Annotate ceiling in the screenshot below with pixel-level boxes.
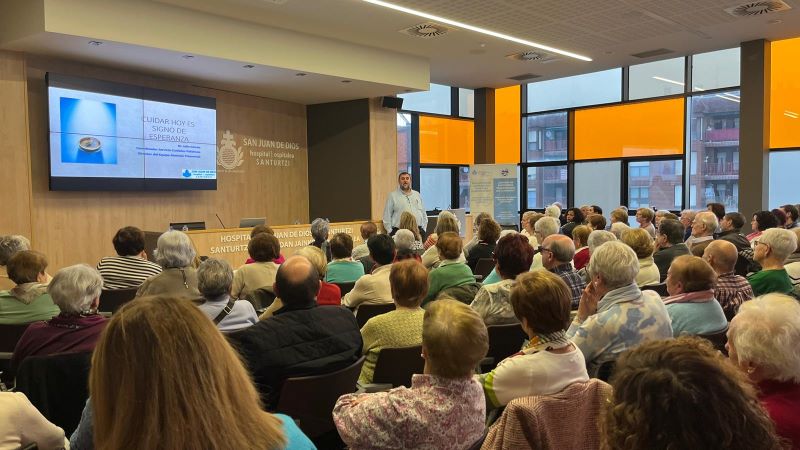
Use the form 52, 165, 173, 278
2, 0, 800, 104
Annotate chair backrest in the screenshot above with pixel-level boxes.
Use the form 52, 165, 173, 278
485, 323, 527, 368
372, 345, 424, 388
0, 323, 31, 353
473, 258, 495, 278
642, 282, 669, 297
15, 351, 93, 437
596, 360, 617, 382
356, 303, 396, 328
98, 288, 138, 314
275, 355, 366, 438
142, 231, 162, 263
698, 325, 729, 356
334, 281, 357, 298
247, 287, 276, 310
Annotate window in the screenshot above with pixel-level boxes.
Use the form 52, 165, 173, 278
629, 187, 650, 209
527, 69, 622, 113
420, 167, 453, 211
458, 166, 470, 210
418, 116, 474, 165
687, 90, 740, 211
525, 112, 568, 162
626, 160, 683, 210
692, 48, 740, 92
769, 151, 800, 207
458, 88, 474, 118
574, 161, 621, 217
397, 113, 412, 175
629, 57, 686, 100
629, 162, 650, 178
398, 83, 452, 115
525, 165, 567, 209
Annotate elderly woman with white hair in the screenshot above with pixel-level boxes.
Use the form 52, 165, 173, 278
136, 230, 201, 298
196, 258, 257, 332
393, 229, 422, 262
11, 264, 107, 371
727, 293, 800, 448
0, 235, 31, 290
566, 241, 672, 376
310, 217, 332, 262
748, 227, 798, 296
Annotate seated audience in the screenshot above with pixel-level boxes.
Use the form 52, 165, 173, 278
96, 226, 161, 289
609, 221, 630, 239
707, 202, 726, 227
471, 234, 534, 325
728, 294, 800, 449
545, 204, 561, 221
466, 218, 501, 271
296, 246, 340, 305
477, 271, 589, 409
70, 295, 312, 449
687, 211, 717, 256
653, 218, 691, 281
136, 230, 201, 298
635, 207, 656, 238
773, 208, 789, 229
426, 232, 475, 303
748, 228, 797, 296
541, 235, 585, 309
680, 209, 697, 242
465, 212, 492, 257
560, 207, 585, 238
609, 208, 628, 226
310, 217, 332, 262
0, 392, 67, 449
245, 225, 286, 265
567, 241, 672, 376
571, 225, 591, 270
196, 258, 257, 332
602, 337, 784, 450
781, 204, 799, 229
663, 255, 728, 337
325, 233, 365, 283
334, 299, 488, 450
585, 213, 607, 232
231, 233, 281, 303
0, 234, 31, 290
399, 212, 425, 252
343, 234, 395, 310
748, 210, 779, 242
575, 230, 617, 281
621, 228, 660, 287
393, 229, 417, 254
718, 212, 755, 276
0, 250, 59, 325
229, 256, 362, 409
394, 246, 421, 263
351, 221, 378, 261
654, 209, 668, 229
530, 216, 560, 271
786, 228, 800, 291
421, 212, 463, 268
12, 264, 106, 371
359, 260, 426, 384
703, 240, 754, 320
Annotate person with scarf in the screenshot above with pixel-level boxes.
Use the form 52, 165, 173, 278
477, 271, 588, 409
663, 255, 728, 337
0, 250, 58, 325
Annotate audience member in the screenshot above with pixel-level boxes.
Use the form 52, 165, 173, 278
230, 256, 362, 409
567, 241, 672, 376
680, 209, 697, 242
398, 212, 425, 251
571, 225, 591, 270
540, 235, 585, 309
580, 205, 592, 218
12, 264, 106, 371
707, 202, 726, 224
196, 258, 257, 332
748, 228, 797, 296
609, 208, 628, 226
728, 294, 800, 449
421, 212, 462, 268
545, 204, 561, 221
0, 234, 30, 290
334, 299, 488, 450
326, 233, 365, 283
653, 219, 691, 281
466, 218, 501, 271
296, 245, 341, 305
585, 213, 607, 232
71, 295, 312, 449
0, 250, 59, 325
351, 221, 377, 261
519, 211, 537, 241
359, 260, 426, 384
718, 211, 754, 275
477, 270, 589, 409
609, 221, 630, 239
471, 234, 534, 325
590, 205, 604, 216
576, 230, 618, 281
773, 208, 789, 229
662, 212, 679, 221
663, 255, 728, 337
531, 216, 560, 270
748, 210, 779, 242
654, 209, 668, 229
465, 212, 492, 257
602, 337, 784, 450
560, 207, 584, 238
635, 207, 656, 238
781, 204, 800, 230
0, 392, 67, 449
393, 229, 417, 255
245, 224, 286, 265
703, 240, 755, 320
786, 228, 800, 289
136, 230, 201, 298
343, 234, 395, 310
310, 217, 332, 262
95, 226, 161, 290
687, 211, 718, 256
426, 232, 475, 303
621, 228, 660, 287
231, 233, 281, 302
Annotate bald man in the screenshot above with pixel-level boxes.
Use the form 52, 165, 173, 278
541, 235, 586, 309
229, 255, 362, 409
703, 240, 754, 320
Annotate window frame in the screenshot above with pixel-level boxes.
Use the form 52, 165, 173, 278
418, 163, 471, 213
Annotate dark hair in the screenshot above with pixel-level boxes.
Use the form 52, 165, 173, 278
329, 233, 354, 259
274, 260, 319, 306
390, 259, 428, 308
113, 226, 146, 256
368, 234, 396, 265
398, 171, 410, 180
587, 214, 607, 231
591, 205, 603, 215
771, 209, 788, 228
478, 219, 501, 243
706, 202, 726, 221
494, 234, 534, 279
724, 212, 745, 230
511, 271, 571, 334
753, 210, 778, 232
8, 250, 48, 285
247, 233, 280, 262
250, 225, 274, 238
567, 207, 585, 225
360, 222, 378, 240
781, 204, 799, 222
393, 248, 420, 262
658, 219, 684, 245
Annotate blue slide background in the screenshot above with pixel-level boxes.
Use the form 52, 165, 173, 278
59, 97, 118, 164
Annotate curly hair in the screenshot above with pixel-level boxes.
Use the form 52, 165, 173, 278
601, 337, 785, 450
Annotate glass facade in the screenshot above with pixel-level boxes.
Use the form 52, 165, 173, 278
527, 69, 622, 113
398, 83, 452, 115
629, 57, 686, 100
397, 113, 412, 176
420, 167, 453, 211
769, 151, 800, 208
459, 88, 475, 118
526, 165, 568, 209
692, 48, 740, 92
525, 112, 568, 162
627, 160, 683, 210
574, 161, 621, 216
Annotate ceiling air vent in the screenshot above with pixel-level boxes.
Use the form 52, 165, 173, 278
506, 51, 550, 62
725, 0, 791, 16
631, 48, 674, 59
399, 22, 452, 38
508, 73, 542, 81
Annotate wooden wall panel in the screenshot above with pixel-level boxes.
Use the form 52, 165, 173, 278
369, 97, 398, 221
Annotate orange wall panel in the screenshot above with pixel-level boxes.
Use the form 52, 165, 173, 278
494, 85, 521, 163
419, 116, 474, 165
770, 37, 800, 149
574, 98, 684, 160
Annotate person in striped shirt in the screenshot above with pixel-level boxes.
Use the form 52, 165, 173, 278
96, 226, 161, 290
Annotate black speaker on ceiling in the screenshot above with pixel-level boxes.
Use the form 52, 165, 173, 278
381, 96, 404, 109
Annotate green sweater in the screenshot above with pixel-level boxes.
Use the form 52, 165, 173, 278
748, 269, 794, 297
426, 261, 476, 303
0, 290, 60, 325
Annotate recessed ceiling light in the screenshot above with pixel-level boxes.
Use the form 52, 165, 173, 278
361, 0, 591, 62
88, 41, 103, 46
182, 55, 195, 60
243, 64, 255, 69
769, 18, 783, 24
296, 73, 307, 77
341, 80, 352, 83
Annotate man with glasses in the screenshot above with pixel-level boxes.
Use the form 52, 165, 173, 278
382, 172, 427, 237
747, 228, 797, 296
540, 235, 586, 309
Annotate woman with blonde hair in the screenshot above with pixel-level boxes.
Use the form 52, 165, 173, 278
620, 228, 660, 287
399, 211, 424, 252
422, 212, 464, 268
71, 295, 313, 449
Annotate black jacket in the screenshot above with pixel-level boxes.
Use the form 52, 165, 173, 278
653, 243, 691, 282
717, 230, 758, 276
228, 301, 362, 409
466, 242, 496, 271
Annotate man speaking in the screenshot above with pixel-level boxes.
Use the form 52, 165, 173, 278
382, 172, 427, 237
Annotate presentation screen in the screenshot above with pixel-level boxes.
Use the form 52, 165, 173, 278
47, 73, 217, 190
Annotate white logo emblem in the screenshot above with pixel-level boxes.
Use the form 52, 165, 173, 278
217, 130, 244, 170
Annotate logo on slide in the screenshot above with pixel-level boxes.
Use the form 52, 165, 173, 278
217, 130, 244, 170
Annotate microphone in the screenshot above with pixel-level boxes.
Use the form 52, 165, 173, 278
215, 213, 227, 229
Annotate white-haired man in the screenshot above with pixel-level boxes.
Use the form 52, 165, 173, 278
748, 228, 798, 296
687, 211, 718, 257
531, 217, 561, 271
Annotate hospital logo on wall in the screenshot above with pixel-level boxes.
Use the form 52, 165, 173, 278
217, 130, 245, 171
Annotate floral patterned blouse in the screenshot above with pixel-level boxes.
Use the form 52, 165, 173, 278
333, 374, 486, 450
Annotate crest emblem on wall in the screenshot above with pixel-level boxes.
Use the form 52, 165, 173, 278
217, 130, 244, 170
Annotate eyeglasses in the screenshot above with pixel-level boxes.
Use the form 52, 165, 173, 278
537, 246, 553, 255
753, 240, 769, 248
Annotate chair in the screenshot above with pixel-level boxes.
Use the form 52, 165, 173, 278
15, 352, 92, 436
371, 345, 424, 389
0, 323, 31, 383
334, 281, 357, 298
642, 282, 669, 297
247, 287, 276, 310
473, 258, 495, 279
142, 231, 162, 263
275, 355, 366, 439
596, 360, 617, 382
481, 323, 527, 371
98, 288, 138, 314
699, 326, 729, 356
355, 303, 396, 328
